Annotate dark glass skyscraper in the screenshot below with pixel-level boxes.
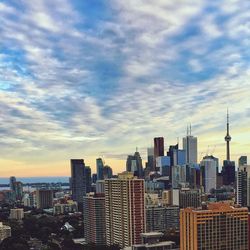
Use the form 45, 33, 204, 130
154, 137, 164, 158
96, 158, 104, 180
71, 159, 86, 205
126, 151, 143, 177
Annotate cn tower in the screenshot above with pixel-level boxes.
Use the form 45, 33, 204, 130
224, 109, 231, 161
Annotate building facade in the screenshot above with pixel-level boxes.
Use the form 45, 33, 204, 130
180, 202, 248, 250
105, 172, 145, 248
83, 193, 106, 245
71, 159, 86, 204
36, 189, 53, 209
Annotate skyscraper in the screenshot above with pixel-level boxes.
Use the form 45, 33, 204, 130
182, 126, 197, 164
9, 176, 16, 192
103, 165, 113, 179
126, 150, 143, 177
105, 172, 145, 248
239, 156, 247, 167
83, 193, 106, 245
71, 159, 86, 205
180, 202, 249, 250
96, 158, 104, 180
85, 166, 92, 193
200, 155, 218, 193
236, 164, 250, 207
154, 137, 164, 158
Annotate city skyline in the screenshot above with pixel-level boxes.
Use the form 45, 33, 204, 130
1, 0, 250, 177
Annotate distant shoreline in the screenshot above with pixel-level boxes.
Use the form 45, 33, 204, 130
0, 177, 70, 185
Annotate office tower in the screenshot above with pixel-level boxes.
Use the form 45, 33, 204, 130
200, 155, 218, 193
92, 173, 97, 184
180, 202, 248, 250
36, 189, 53, 209
146, 205, 179, 232
96, 180, 105, 194
171, 165, 187, 188
183, 126, 197, 164
85, 166, 92, 193
96, 158, 104, 180
222, 160, 235, 185
189, 165, 201, 189
239, 156, 247, 167
126, 150, 143, 177
236, 165, 250, 207
172, 188, 201, 208
0, 222, 11, 241
9, 208, 24, 220
147, 147, 154, 170
156, 156, 170, 176
154, 137, 164, 158
71, 159, 86, 204
105, 172, 145, 248
167, 144, 186, 166
83, 193, 106, 245
103, 165, 113, 179
9, 176, 16, 192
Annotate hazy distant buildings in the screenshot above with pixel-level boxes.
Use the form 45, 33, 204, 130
9, 176, 16, 192
200, 155, 218, 193
71, 159, 86, 205
105, 172, 145, 248
180, 202, 248, 250
183, 127, 197, 164
36, 189, 53, 209
83, 193, 106, 245
103, 165, 113, 179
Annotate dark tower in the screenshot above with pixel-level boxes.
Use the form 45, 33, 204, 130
224, 109, 231, 161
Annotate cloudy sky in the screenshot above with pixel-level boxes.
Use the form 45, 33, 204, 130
0, 0, 250, 177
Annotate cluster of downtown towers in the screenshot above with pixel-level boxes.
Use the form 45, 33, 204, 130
69, 114, 249, 249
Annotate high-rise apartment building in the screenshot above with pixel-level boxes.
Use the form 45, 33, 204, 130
222, 160, 235, 185
96, 158, 104, 180
83, 193, 106, 245
103, 165, 113, 179
71, 159, 86, 205
236, 165, 250, 207
183, 127, 197, 164
36, 189, 53, 209
200, 155, 218, 193
180, 202, 248, 250
105, 172, 145, 248
9, 176, 16, 192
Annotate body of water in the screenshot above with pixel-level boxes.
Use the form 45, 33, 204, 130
0, 176, 70, 185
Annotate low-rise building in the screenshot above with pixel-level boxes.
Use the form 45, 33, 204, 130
0, 222, 11, 241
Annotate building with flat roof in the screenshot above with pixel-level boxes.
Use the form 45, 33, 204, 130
105, 172, 145, 248
180, 202, 248, 250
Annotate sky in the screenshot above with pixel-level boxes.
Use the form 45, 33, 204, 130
0, 0, 250, 177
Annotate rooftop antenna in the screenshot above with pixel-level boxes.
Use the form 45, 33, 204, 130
186, 125, 189, 136
136, 146, 138, 152
206, 145, 210, 156
190, 123, 192, 136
